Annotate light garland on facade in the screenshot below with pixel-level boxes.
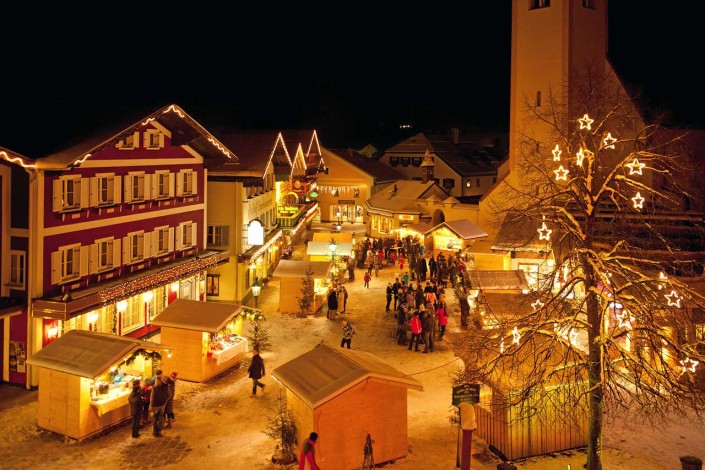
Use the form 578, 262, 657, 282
247, 230, 284, 266
317, 185, 365, 195
0, 150, 35, 169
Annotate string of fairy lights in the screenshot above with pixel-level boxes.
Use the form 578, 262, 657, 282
512, 112, 699, 375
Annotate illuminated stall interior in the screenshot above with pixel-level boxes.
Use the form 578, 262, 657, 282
26, 330, 170, 440
272, 260, 332, 314
425, 219, 487, 256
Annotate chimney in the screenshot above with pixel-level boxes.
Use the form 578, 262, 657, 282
451, 128, 460, 145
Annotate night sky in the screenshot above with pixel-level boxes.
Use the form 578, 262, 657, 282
0, 3, 702, 156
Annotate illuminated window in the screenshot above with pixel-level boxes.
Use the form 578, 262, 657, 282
125, 172, 145, 203
122, 296, 143, 331
208, 225, 230, 247
144, 129, 164, 149
154, 171, 171, 199
53, 176, 83, 212
177, 169, 195, 196
530, 0, 550, 9
9, 251, 26, 288
466, 180, 472, 188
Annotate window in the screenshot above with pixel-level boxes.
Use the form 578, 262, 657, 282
177, 169, 197, 197
153, 171, 172, 199
353, 188, 360, 198
53, 176, 85, 212
208, 225, 230, 247
582, 0, 596, 9
62, 315, 83, 334
152, 226, 173, 256
412, 177, 422, 181
124, 172, 147, 203
91, 237, 117, 273
389, 157, 399, 167
177, 221, 195, 250
116, 132, 138, 150
143, 129, 164, 149
530, 0, 549, 9
412, 157, 422, 167
433, 178, 439, 185
466, 180, 472, 188
443, 178, 455, 189
493, 177, 497, 184
94, 308, 114, 334
9, 251, 26, 288
476, 178, 481, 187
90, 173, 120, 206
536, 90, 542, 107
51, 244, 87, 284
121, 296, 143, 332
124, 231, 145, 264
401, 157, 410, 167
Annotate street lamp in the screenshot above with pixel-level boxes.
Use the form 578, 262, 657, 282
251, 278, 262, 309
336, 209, 342, 232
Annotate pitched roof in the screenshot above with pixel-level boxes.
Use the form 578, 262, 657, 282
271, 343, 423, 408
428, 219, 488, 240
272, 260, 332, 278
32, 104, 236, 169
324, 147, 402, 183
150, 298, 245, 333
467, 270, 530, 291
211, 130, 290, 176
365, 180, 449, 215
26, 330, 170, 379
491, 214, 553, 253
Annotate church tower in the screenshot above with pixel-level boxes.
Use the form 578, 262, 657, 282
421, 148, 435, 184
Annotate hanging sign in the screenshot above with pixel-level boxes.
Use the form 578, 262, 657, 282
248, 219, 264, 246
308, 191, 319, 198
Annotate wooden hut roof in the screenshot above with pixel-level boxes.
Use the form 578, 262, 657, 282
272, 343, 423, 408
26, 330, 170, 379
273, 260, 332, 278
150, 298, 245, 333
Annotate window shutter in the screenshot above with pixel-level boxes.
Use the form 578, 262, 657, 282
222, 225, 230, 246
151, 230, 158, 254
114, 176, 122, 204
80, 246, 90, 276
176, 171, 183, 196
192, 171, 198, 195
143, 173, 151, 200
89, 243, 98, 274
191, 222, 198, 249
80, 178, 89, 208
168, 227, 174, 252
123, 236, 129, 263
53, 179, 63, 212
175, 225, 182, 250
89, 177, 99, 206
168, 173, 175, 197
143, 133, 150, 148
138, 233, 144, 258
113, 238, 121, 267
151, 173, 157, 199
132, 131, 140, 149
123, 175, 132, 203
51, 251, 61, 284
143, 231, 151, 258
159, 132, 165, 148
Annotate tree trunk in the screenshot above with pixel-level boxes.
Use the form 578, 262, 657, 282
585, 268, 603, 470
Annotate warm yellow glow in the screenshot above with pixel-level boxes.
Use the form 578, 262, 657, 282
512, 326, 521, 345
602, 132, 617, 149
569, 328, 578, 346
143, 291, 154, 302
116, 300, 128, 312
0, 150, 36, 169
665, 290, 682, 307
87, 312, 99, 324
531, 299, 544, 311
551, 145, 562, 161
578, 113, 594, 130
631, 192, 645, 209
537, 221, 552, 241
616, 311, 632, 329
47, 326, 59, 339
575, 147, 593, 167
625, 158, 645, 175
500, 339, 505, 354
553, 165, 569, 181
171, 282, 179, 293
680, 357, 699, 375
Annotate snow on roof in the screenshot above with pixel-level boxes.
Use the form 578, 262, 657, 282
272, 343, 423, 409
427, 219, 488, 240
151, 298, 246, 333
365, 180, 449, 215
306, 241, 354, 257
467, 270, 529, 291
273, 260, 332, 278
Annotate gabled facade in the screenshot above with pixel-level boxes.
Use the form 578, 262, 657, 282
26, 104, 233, 388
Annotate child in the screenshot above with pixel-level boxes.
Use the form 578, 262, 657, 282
363, 272, 371, 288
399, 254, 405, 271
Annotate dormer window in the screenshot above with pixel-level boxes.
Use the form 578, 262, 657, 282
116, 132, 139, 150
144, 129, 165, 150
530, 0, 550, 9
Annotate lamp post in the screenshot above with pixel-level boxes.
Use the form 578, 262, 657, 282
336, 209, 342, 232
329, 240, 338, 282
251, 278, 262, 309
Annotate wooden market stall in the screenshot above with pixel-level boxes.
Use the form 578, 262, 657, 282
26, 330, 170, 440
272, 344, 423, 470
272, 260, 332, 314
151, 298, 250, 383
425, 219, 487, 256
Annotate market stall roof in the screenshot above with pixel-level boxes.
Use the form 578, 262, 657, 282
273, 260, 332, 278
150, 298, 246, 333
426, 219, 488, 240
26, 330, 170, 379
272, 343, 423, 409
467, 270, 530, 291
402, 222, 433, 235
306, 241, 353, 257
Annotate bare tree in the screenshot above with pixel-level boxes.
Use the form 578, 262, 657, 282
456, 69, 705, 470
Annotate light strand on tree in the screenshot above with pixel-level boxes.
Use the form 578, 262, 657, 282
679, 357, 699, 375
512, 326, 521, 345
632, 192, 645, 210
554, 165, 569, 181
665, 290, 682, 307
569, 328, 579, 346
658, 271, 668, 290
578, 113, 594, 130
616, 311, 633, 329
537, 218, 552, 241
552, 145, 562, 161
531, 299, 545, 311
602, 132, 617, 149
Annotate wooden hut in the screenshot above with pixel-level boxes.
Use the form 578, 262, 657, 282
26, 330, 170, 440
271, 343, 423, 470
272, 260, 332, 314
151, 298, 249, 382
424, 219, 487, 256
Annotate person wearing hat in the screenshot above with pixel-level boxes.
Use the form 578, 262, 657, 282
164, 371, 178, 428
298, 431, 320, 470
128, 379, 143, 438
150, 369, 170, 436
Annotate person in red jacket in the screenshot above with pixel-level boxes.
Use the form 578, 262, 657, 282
298, 432, 320, 470
408, 309, 423, 352
435, 301, 449, 340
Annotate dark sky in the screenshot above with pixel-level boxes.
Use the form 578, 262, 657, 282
1, 3, 702, 156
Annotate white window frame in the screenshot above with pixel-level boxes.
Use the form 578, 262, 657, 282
176, 221, 196, 251
176, 169, 197, 197
9, 250, 26, 289
53, 175, 88, 212
143, 129, 165, 150
124, 172, 147, 203
152, 226, 173, 256
92, 237, 117, 273
90, 173, 121, 207
52, 243, 89, 284
121, 296, 143, 332
94, 309, 113, 334
153, 171, 172, 200
124, 231, 146, 264
207, 224, 229, 247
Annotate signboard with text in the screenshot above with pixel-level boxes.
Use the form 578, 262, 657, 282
452, 383, 480, 406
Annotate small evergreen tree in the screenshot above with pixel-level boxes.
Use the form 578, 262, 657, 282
297, 265, 315, 316
244, 308, 271, 352
264, 389, 298, 464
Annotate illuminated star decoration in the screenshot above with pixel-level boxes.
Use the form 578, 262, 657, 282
500, 339, 505, 354
616, 311, 633, 330
680, 357, 699, 375
537, 221, 552, 241
554, 165, 569, 181
575, 147, 593, 167
658, 271, 668, 290
578, 113, 594, 130
632, 192, 645, 210
569, 328, 579, 346
512, 326, 521, 345
531, 299, 545, 311
665, 290, 682, 307
625, 158, 645, 175
602, 132, 617, 149
552, 144, 562, 161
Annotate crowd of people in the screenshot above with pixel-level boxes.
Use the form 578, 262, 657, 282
128, 369, 178, 438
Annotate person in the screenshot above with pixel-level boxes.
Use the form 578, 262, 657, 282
385, 283, 393, 312
128, 379, 143, 438
392, 278, 402, 310
363, 272, 371, 288
408, 310, 423, 352
421, 308, 435, 353
248, 348, 266, 397
374, 255, 381, 277
164, 371, 178, 427
396, 306, 408, 346
326, 287, 339, 320
298, 432, 320, 470
399, 254, 405, 271
140, 378, 152, 426
340, 319, 355, 349
150, 370, 170, 437
435, 301, 449, 340
401, 272, 409, 285
340, 285, 348, 313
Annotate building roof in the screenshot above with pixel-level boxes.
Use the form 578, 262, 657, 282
273, 260, 332, 278
150, 298, 246, 333
306, 241, 354, 257
271, 343, 423, 409
467, 270, 530, 291
324, 147, 403, 183
491, 214, 553, 253
365, 180, 449, 216
26, 330, 170, 379
210, 130, 291, 177
32, 104, 236, 169
428, 219, 488, 240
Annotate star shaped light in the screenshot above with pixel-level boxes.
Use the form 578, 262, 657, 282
625, 158, 645, 175
552, 144, 562, 161
578, 113, 594, 130
616, 311, 633, 330
537, 221, 552, 241
554, 165, 569, 181
512, 326, 521, 345
632, 192, 645, 209
665, 290, 682, 307
602, 132, 617, 149
531, 299, 545, 311
569, 328, 579, 346
575, 147, 594, 167
680, 357, 699, 375
499, 339, 505, 354
658, 271, 668, 290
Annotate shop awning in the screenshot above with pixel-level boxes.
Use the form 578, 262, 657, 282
272, 343, 423, 409
150, 298, 245, 333
26, 330, 171, 379
273, 260, 332, 278
306, 241, 354, 257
